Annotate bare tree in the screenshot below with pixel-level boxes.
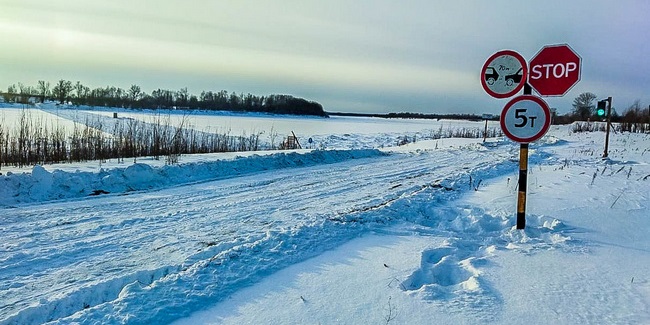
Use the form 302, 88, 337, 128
621, 99, 649, 133
176, 87, 189, 107
5, 84, 17, 102
52, 79, 73, 104
129, 84, 142, 104
572, 92, 597, 120
37, 80, 50, 103
74, 81, 90, 104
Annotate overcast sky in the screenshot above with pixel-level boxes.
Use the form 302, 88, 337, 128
1, 0, 648, 114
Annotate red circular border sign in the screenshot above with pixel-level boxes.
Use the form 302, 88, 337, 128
481, 50, 528, 99
500, 95, 551, 143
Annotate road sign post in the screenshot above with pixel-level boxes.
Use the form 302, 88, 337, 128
517, 141, 529, 229
500, 89, 551, 229
481, 114, 493, 143
519, 84, 531, 229
482, 45, 578, 230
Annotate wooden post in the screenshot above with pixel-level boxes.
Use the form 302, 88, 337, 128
291, 131, 302, 149
483, 119, 488, 143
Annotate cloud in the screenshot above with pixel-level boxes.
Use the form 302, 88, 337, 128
1, 0, 649, 114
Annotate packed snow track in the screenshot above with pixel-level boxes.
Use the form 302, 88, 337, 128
0, 145, 519, 324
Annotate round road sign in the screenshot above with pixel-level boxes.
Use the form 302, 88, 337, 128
481, 50, 528, 99
500, 95, 551, 143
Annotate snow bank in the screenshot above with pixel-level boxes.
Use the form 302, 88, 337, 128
0, 149, 385, 207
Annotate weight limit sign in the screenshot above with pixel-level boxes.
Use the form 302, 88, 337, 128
500, 95, 551, 143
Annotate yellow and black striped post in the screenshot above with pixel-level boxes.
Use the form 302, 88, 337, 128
516, 83, 533, 229
517, 143, 528, 229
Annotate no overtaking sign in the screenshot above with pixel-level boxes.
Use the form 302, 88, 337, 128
480, 50, 527, 99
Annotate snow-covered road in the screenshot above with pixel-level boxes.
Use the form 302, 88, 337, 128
1, 142, 519, 324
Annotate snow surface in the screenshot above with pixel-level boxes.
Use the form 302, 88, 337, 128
0, 107, 649, 325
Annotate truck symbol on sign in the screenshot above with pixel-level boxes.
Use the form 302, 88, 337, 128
505, 68, 523, 87
484, 67, 499, 85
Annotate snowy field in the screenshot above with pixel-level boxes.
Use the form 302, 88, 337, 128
1, 104, 501, 152
78, 107, 476, 137
0, 106, 649, 324
0, 105, 82, 136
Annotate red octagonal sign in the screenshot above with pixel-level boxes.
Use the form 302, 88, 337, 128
528, 44, 581, 97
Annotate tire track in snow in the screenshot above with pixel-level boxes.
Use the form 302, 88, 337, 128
1, 145, 515, 324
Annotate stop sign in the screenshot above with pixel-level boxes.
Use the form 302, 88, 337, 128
528, 44, 581, 96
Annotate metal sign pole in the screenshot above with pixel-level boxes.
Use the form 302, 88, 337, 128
603, 96, 612, 158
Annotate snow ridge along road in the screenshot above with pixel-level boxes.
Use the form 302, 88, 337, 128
1, 140, 552, 324
0, 149, 385, 207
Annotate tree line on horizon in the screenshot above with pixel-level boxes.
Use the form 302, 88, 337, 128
329, 111, 496, 121
1, 80, 327, 117
560, 92, 649, 133
2, 80, 648, 131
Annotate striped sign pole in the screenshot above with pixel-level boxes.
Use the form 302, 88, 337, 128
515, 84, 532, 229
500, 85, 550, 229
517, 143, 529, 229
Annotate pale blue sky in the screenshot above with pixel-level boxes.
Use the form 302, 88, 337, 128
1, 0, 648, 114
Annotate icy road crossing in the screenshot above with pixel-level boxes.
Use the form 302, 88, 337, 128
1, 144, 516, 324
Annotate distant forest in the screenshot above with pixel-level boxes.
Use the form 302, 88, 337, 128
329, 111, 493, 121
1, 80, 328, 117
3, 81, 648, 130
